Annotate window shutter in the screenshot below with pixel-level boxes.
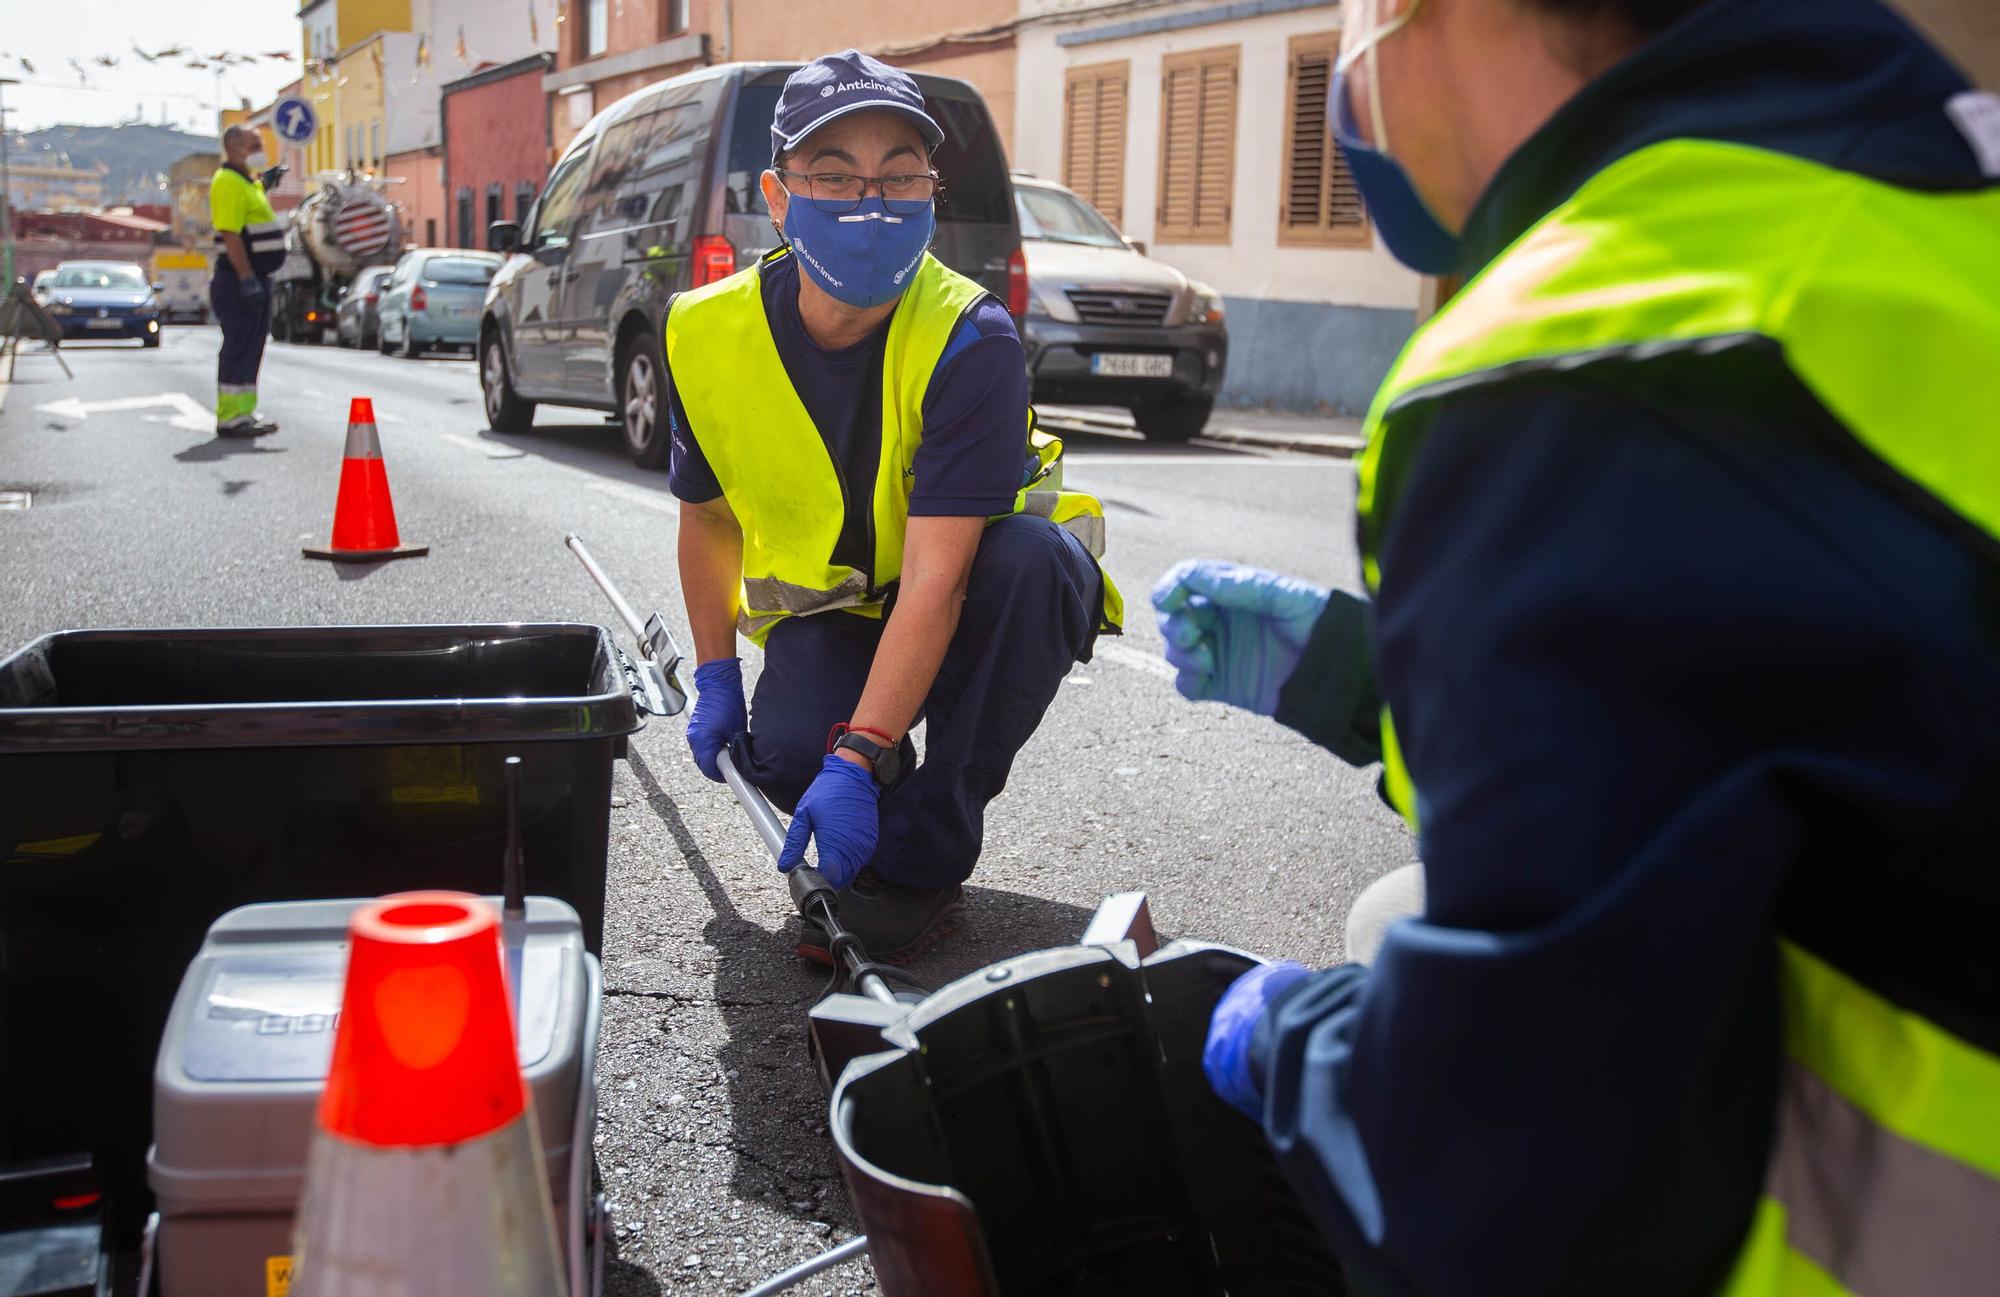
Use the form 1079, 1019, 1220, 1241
1157, 46, 1238, 243
1280, 33, 1370, 245
1063, 62, 1128, 230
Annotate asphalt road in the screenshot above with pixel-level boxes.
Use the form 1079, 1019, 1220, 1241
0, 326, 1415, 1294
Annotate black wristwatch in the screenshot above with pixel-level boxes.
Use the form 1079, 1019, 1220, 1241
831, 727, 903, 787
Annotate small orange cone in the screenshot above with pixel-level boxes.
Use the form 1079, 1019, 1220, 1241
290, 893, 566, 1297
303, 398, 428, 562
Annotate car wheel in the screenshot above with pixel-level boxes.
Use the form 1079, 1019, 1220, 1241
1131, 394, 1214, 444
362, 327, 377, 351
142, 332, 161, 349
399, 327, 419, 359
618, 332, 670, 469
482, 333, 536, 434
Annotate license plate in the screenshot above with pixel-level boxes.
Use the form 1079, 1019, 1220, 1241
447, 305, 475, 318
1091, 352, 1173, 378
86, 318, 125, 329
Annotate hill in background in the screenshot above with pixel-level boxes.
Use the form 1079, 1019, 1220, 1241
9, 123, 214, 206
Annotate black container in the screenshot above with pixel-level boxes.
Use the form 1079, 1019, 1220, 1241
0, 623, 643, 1220
831, 939, 1347, 1296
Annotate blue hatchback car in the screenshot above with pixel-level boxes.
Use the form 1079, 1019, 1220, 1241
42, 261, 163, 347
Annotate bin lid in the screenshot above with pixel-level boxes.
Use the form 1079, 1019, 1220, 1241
0, 623, 644, 753
149, 896, 591, 1211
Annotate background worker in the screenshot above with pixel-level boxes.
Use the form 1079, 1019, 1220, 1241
668, 52, 1120, 964
208, 125, 287, 437
1157, 0, 2000, 1291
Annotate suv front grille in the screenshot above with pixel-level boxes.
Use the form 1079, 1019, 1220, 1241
1065, 289, 1173, 326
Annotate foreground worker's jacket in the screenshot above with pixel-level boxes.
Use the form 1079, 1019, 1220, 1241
665, 249, 1121, 644
1256, 1, 2000, 1293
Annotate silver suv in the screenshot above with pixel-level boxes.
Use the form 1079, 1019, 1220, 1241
1013, 174, 1228, 442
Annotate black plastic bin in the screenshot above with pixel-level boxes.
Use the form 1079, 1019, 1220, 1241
0, 623, 644, 1223
831, 939, 1347, 1296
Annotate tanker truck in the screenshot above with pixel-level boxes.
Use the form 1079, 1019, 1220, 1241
270, 176, 405, 344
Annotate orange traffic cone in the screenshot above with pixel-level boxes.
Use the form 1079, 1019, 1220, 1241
302, 398, 428, 562
290, 893, 565, 1297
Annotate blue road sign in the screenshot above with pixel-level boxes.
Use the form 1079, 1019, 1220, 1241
274, 96, 318, 144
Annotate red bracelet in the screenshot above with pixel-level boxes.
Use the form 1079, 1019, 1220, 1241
828, 722, 899, 753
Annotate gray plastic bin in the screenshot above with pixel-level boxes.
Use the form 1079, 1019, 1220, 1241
146, 896, 602, 1297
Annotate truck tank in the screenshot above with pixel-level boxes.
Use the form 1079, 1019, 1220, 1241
270, 178, 406, 344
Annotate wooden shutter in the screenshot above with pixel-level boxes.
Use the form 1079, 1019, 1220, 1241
1157, 46, 1238, 244
1063, 62, 1128, 230
1280, 33, 1369, 246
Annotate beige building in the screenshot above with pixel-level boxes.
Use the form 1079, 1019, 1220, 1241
167, 153, 220, 246
6, 160, 108, 212
542, 0, 1022, 157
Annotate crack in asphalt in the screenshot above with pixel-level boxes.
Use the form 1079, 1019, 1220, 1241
604, 985, 805, 1009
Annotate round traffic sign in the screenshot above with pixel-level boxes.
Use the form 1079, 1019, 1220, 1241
273, 96, 318, 144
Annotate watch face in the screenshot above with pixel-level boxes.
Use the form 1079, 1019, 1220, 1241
839, 733, 900, 786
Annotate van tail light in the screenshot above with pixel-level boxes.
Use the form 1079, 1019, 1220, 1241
693, 235, 737, 287
1006, 246, 1029, 319
364, 292, 379, 306
410, 285, 428, 311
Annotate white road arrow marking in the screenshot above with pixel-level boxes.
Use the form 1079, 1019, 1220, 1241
37, 392, 212, 432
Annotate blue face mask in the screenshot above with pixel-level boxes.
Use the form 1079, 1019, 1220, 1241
1329, 69, 1462, 275
782, 195, 936, 309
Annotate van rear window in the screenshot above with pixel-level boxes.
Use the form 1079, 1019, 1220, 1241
727, 81, 1010, 227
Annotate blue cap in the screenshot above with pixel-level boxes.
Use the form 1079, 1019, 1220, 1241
770, 50, 945, 165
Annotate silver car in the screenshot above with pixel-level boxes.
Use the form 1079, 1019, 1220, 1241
377, 250, 502, 358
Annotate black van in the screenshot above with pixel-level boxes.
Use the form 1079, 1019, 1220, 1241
479, 62, 1024, 467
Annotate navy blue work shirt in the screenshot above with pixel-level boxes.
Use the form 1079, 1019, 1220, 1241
666, 251, 1026, 572
1258, 2, 2000, 1294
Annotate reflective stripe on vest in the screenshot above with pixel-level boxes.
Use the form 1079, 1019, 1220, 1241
667, 249, 1121, 644
1351, 138, 2000, 1292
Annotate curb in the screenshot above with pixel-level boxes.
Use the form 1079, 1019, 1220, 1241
1196, 425, 1364, 459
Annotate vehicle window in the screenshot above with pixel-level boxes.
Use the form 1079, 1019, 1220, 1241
725, 83, 781, 218
729, 84, 1009, 227
421, 257, 500, 284
1015, 187, 1125, 247
532, 148, 593, 248
580, 106, 662, 229
54, 265, 146, 289
927, 96, 1010, 226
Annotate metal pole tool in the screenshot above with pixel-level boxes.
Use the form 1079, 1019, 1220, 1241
565, 533, 904, 1007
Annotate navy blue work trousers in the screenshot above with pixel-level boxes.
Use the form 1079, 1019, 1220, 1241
742, 514, 1104, 889
210, 269, 272, 410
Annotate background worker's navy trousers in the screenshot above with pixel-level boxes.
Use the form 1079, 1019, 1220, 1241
742, 513, 1105, 889
209, 270, 272, 425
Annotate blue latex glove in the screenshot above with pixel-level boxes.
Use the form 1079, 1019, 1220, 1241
685, 658, 746, 783
1151, 560, 1330, 716
236, 275, 267, 309
1204, 960, 1313, 1120
777, 754, 880, 889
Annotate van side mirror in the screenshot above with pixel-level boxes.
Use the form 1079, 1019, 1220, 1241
488, 221, 521, 254
1124, 236, 1147, 257
151, 281, 166, 293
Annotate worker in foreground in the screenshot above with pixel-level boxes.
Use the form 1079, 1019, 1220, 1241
1158, 0, 2000, 1291
208, 125, 286, 437
666, 52, 1120, 963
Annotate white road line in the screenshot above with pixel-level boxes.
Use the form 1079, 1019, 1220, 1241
1093, 640, 1177, 680
441, 432, 526, 460
589, 481, 678, 514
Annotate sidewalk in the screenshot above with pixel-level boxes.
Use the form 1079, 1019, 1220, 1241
1035, 402, 1365, 458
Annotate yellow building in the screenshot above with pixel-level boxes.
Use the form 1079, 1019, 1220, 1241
300, 0, 413, 177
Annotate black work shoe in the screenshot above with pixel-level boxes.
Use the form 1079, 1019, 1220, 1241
217, 418, 277, 439
797, 868, 967, 966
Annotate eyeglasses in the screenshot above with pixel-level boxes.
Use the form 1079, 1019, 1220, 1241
776, 168, 939, 215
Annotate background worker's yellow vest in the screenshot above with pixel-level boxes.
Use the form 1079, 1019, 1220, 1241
1356, 139, 2000, 1294
666, 250, 1121, 644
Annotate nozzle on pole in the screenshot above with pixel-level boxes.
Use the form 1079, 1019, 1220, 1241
502, 756, 525, 922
